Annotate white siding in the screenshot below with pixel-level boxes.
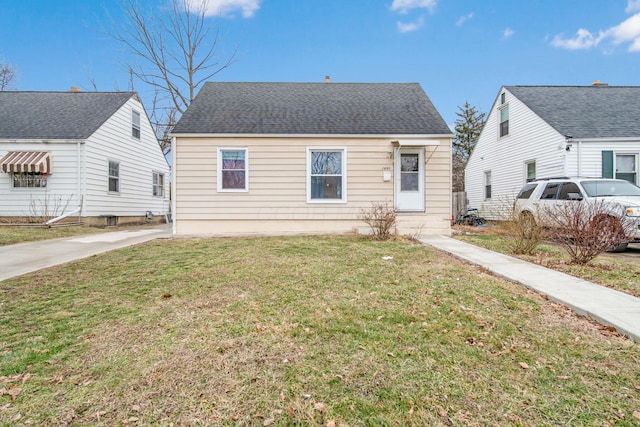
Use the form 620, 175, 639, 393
565, 139, 640, 181
0, 142, 81, 217
465, 88, 567, 219
83, 97, 170, 217
174, 136, 452, 236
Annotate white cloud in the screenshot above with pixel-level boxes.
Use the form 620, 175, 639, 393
390, 0, 437, 14
456, 12, 474, 27
187, 0, 262, 18
503, 27, 515, 39
551, 12, 640, 52
626, 0, 640, 13
397, 17, 425, 33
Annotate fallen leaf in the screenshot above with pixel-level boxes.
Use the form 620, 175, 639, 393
131, 404, 140, 412
326, 307, 332, 313
633, 411, 640, 421
326, 421, 336, 427
21, 373, 32, 385
519, 362, 529, 370
558, 375, 570, 380
314, 402, 326, 412
273, 409, 283, 415
263, 418, 275, 426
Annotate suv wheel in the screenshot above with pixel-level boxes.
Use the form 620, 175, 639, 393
592, 215, 628, 253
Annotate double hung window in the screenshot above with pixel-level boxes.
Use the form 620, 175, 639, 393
132, 110, 141, 139
153, 172, 165, 197
308, 149, 346, 202
108, 160, 120, 193
218, 148, 247, 191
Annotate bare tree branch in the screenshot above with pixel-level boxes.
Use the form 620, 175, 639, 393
107, 0, 237, 155
0, 62, 17, 91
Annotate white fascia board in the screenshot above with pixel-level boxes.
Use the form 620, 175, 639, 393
0, 139, 85, 144
572, 137, 640, 143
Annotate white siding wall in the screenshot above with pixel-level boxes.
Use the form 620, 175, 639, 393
465, 88, 566, 219
84, 97, 170, 217
565, 139, 640, 180
174, 136, 452, 236
0, 141, 81, 217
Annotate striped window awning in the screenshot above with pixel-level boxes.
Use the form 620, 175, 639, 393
0, 151, 52, 174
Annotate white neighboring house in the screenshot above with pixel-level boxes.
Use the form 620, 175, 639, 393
0, 91, 170, 225
465, 84, 640, 219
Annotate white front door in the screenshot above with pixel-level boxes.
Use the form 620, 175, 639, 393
394, 148, 425, 212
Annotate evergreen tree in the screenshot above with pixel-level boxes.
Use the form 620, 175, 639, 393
452, 102, 486, 192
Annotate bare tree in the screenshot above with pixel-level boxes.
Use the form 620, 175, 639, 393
109, 0, 237, 156
0, 62, 17, 91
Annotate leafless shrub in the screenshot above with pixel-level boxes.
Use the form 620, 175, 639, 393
543, 200, 633, 264
28, 193, 73, 224
490, 195, 542, 255
359, 202, 397, 240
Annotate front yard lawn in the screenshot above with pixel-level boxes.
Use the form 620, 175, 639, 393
1, 235, 639, 425
0, 225, 105, 246
454, 226, 640, 298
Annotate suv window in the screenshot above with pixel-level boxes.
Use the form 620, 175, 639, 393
517, 183, 538, 199
558, 182, 582, 200
541, 182, 560, 199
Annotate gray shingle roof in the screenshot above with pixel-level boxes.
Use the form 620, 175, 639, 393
505, 85, 640, 139
0, 91, 136, 140
172, 82, 452, 135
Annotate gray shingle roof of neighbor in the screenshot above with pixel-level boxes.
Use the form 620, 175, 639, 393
505, 85, 640, 139
0, 91, 137, 140
172, 82, 453, 135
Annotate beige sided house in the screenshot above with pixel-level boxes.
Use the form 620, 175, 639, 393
170, 81, 453, 236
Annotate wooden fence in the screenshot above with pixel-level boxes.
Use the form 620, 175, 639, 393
452, 192, 467, 219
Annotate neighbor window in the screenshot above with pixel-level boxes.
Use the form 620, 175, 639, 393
108, 160, 120, 193
526, 161, 536, 182
308, 148, 346, 202
499, 105, 509, 137
152, 172, 165, 197
616, 153, 637, 184
218, 148, 247, 191
132, 110, 141, 139
484, 171, 492, 199
12, 172, 47, 188
500, 92, 506, 105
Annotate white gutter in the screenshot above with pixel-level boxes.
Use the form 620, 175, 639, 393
169, 133, 454, 139
171, 136, 177, 235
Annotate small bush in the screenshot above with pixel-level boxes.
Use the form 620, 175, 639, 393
543, 200, 632, 264
489, 196, 542, 255
359, 202, 397, 240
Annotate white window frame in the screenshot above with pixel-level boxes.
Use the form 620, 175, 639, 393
306, 147, 347, 203
108, 160, 120, 194
217, 147, 248, 192
484, 170, 492, 199
615, 153, 638, 185
499, 105, 509, 138
132, 110, 141, 140
525, 160, 536, 182
152, 171, 165, 197
11, 172, 48, 189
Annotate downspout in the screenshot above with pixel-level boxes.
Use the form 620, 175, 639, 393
171, 136, 177, 235
45, 140, 84, 226
577, 140, 582, 177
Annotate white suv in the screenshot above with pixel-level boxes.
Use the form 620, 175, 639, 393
514, 177, 640, 252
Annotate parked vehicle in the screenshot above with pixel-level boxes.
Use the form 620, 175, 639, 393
514, 177, 640, 252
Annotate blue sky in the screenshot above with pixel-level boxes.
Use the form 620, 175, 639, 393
1, 0, 640, 128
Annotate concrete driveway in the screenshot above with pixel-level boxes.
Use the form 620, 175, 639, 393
0, 226, 170, 282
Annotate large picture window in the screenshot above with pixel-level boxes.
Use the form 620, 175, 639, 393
308, 149, 346, 202
218, 148, 247, 191
108, 160, 120, 193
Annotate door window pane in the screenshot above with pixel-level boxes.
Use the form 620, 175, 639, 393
400, 153, 419, 191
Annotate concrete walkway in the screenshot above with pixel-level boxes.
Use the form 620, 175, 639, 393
0, 226, 170, 282
419, 235, 640, 343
